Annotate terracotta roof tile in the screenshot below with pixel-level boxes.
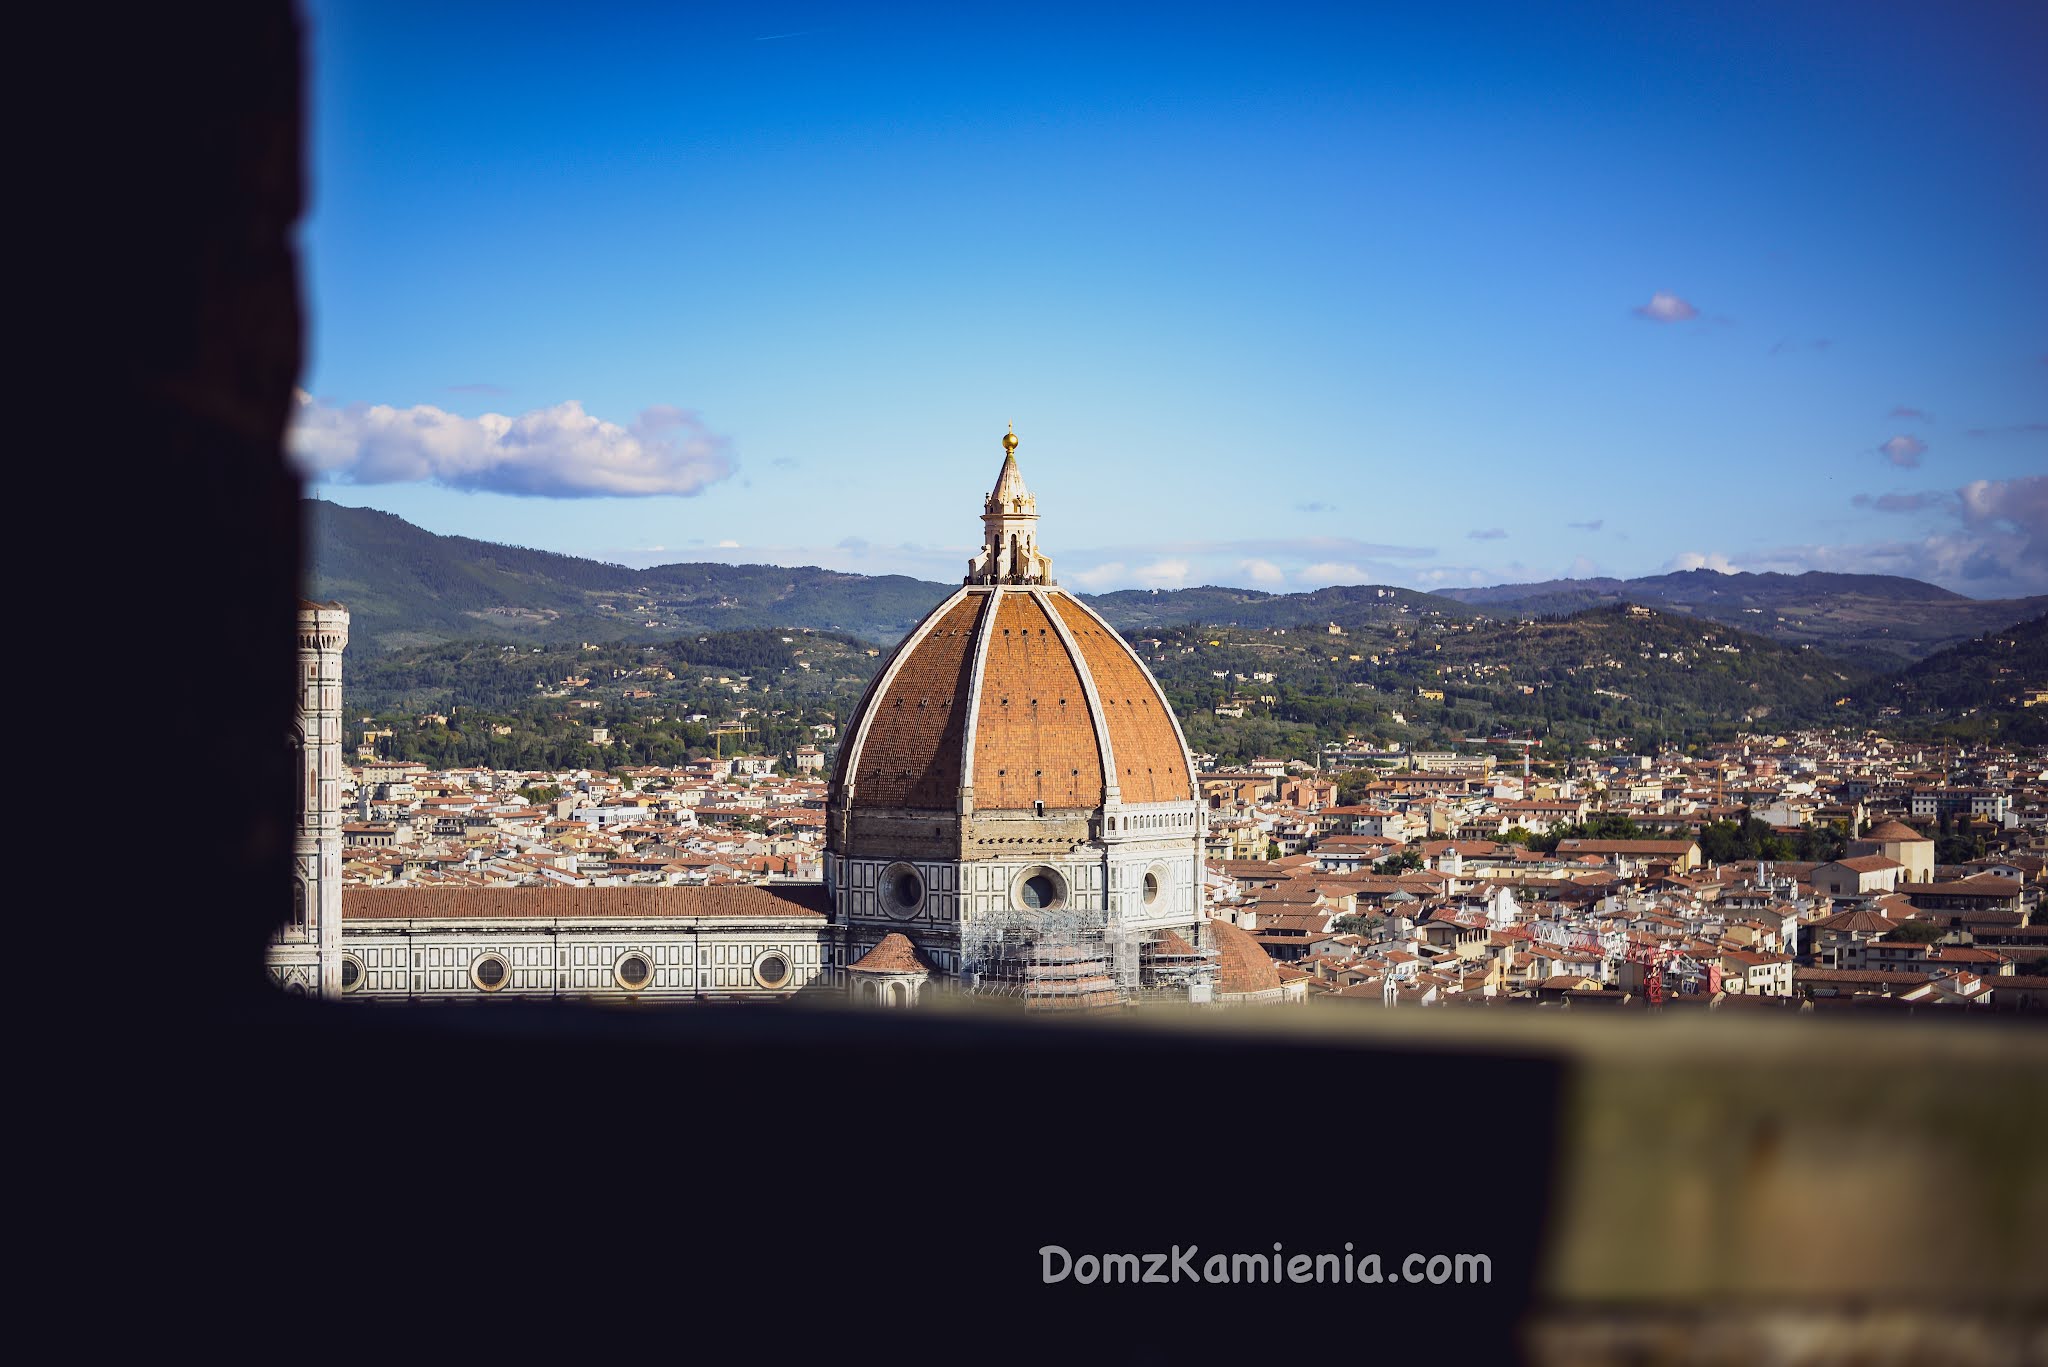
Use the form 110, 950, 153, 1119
341, 883, 830, 922
848, 932, 933, 975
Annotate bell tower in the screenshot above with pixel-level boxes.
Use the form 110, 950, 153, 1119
270, 600, 349, 997
966, 426, 1054, 585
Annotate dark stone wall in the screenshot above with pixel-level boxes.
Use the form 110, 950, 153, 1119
84, 0, 307, 1005
78, 11, 2044, 1364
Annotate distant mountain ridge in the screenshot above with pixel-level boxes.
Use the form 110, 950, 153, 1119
1082, 582, 1474, 630
307, 501, 946, 649
1439, 568, 1969, 607
1435, 568, 2040, 668
308, 501, 2046, 665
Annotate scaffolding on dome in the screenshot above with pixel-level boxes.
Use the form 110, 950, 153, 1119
1133, 929, 1221, 1005
961, 906, 1128, 1011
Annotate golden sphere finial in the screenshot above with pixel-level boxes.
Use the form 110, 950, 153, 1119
1002, 424, 1019, 453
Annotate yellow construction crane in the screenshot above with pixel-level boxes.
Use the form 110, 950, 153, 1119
710, 723, 757, 758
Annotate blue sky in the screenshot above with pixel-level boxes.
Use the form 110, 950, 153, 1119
295, 0, 2047, 597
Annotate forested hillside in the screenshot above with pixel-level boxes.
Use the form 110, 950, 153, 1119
1877, 614, 2048, 745
308, 501, 945, 648
1142, 605, 1871, 765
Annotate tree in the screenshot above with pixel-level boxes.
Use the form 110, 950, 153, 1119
1332, 913, 1385, 938
1886, 919, 1946, 945
1335, 768, 1378, 806
1374, 849, 1424, 874
1936, 831, 1985, 865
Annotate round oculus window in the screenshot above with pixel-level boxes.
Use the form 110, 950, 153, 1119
472, 954, 509, 992
1015, 866, 1068, 911
616, 952, 653, 990
755, 952, 792, 989
340, 954, 364, 992
1143, 868, 1163, 906
881, 862, 924, 919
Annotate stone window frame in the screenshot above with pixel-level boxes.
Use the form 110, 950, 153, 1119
1143, 863, 1169, 907
614, 949, 654, 992
1012, 864, 1070, 912
880, 861, 926, 919
470, 952, 511, 993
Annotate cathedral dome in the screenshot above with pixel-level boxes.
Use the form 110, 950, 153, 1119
832, 582, 1194, 814
829, 433, 1195, 822
1205, 918, 1283, 996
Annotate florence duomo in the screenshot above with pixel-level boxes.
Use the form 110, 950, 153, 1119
270, 430, 1299, 1008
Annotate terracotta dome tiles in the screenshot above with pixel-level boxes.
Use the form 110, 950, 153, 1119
843, 587, 1192, 814
1047, 594, 1191, 805
848, 593, 988, 809
972, 591, 1103, 810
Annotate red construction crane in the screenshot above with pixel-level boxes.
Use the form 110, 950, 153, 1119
1623, 939, 1676, 1009
1489, 729, 1539, 788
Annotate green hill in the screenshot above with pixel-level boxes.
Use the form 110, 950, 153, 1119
1876, 614, 2048, 744
1437, 569, 2045, 668
1139, 604, 1877, 763
307, 501, 946, 649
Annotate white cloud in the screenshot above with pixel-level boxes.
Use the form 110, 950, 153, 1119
715, 539, 741, 548
1412, 566, 1493, 587
1958, 474, 2048, 533
1066, 562, 1129, 589
1299, 562, 1371, 584
1879, 435, 1927, 468
289, 392, 734, 498
1666, 551, 1740, 573
1633, 291, 1699, 322
1467, 527, 1508, 541
1131, 558, 1191, 589
1060, 539, 1438, 593
1742, 480, 2048, 595
1852, 491, 1948, 513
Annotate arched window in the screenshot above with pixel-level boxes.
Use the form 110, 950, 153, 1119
889, 981, 910, 1007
